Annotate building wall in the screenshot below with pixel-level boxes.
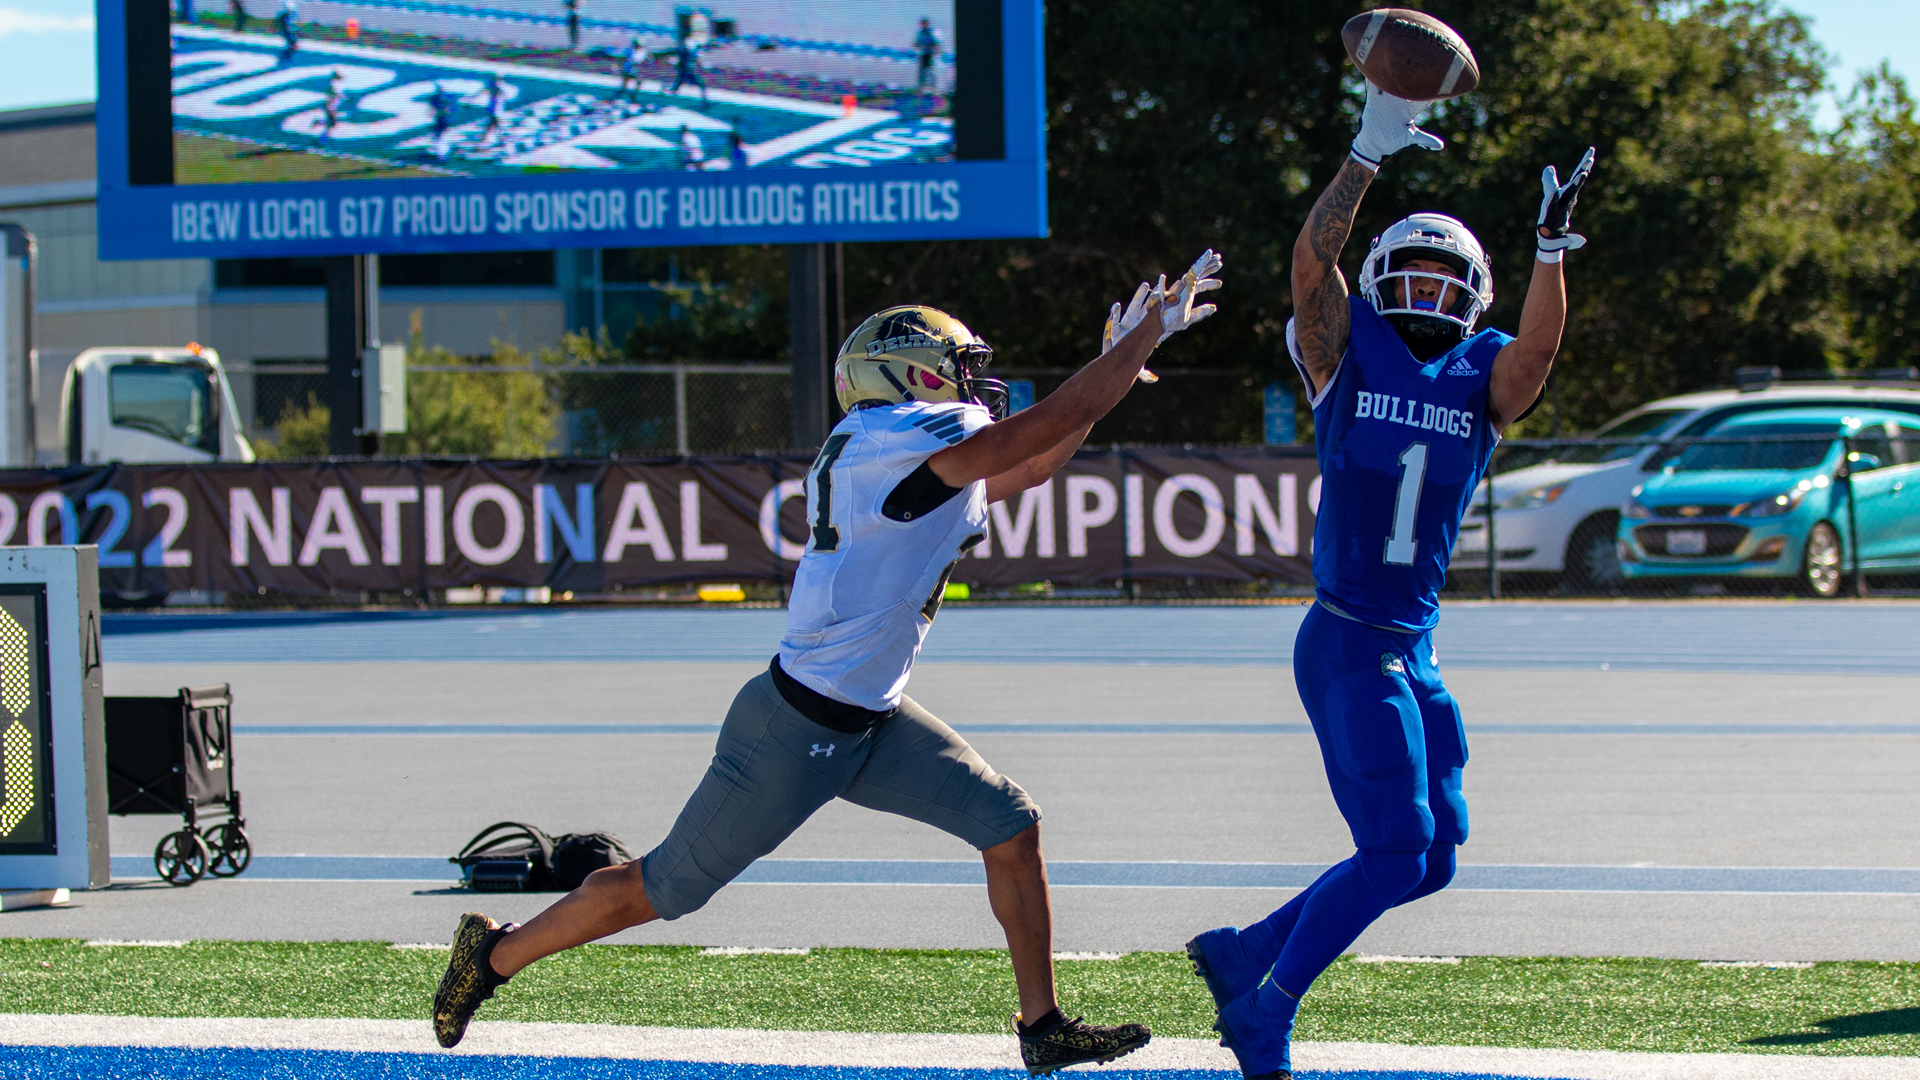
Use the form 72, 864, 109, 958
1, 104, 604, 456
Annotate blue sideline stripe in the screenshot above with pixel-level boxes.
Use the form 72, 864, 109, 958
229, 721, 1920, 736
100, 603, 1920, 675
0, 1047, 1510, 1080
104, 855, 1920, 894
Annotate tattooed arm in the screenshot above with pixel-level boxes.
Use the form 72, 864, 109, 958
1290, 158, 1376, 397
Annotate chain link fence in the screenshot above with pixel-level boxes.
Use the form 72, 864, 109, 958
231, 362, 1262, 456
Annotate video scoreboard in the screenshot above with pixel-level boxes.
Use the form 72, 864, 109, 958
95, 0, 1046, 259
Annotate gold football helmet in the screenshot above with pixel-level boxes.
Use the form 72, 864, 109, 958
834, 305, 1007, 419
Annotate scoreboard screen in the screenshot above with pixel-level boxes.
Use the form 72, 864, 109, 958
95, 0, 1047, 258
0, 587, 53, 857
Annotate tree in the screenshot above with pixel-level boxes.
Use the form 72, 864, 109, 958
835, 0, 1915, 437
556, 2, 1916, 445
251, 317, 559, 459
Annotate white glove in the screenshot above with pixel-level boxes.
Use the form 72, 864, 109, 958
1102, 281, 1154, 355
1535, 146, 1596, 262
1157, 248, 1223, 342
1350, 82, 1444, 169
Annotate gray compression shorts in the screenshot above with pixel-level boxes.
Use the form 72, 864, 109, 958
639, 670, 1041, 920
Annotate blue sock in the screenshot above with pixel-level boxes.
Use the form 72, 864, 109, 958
1243, 864, 1339, 967
1271, 850, 1425, 995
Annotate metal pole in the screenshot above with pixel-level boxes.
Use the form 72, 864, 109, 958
1485, 456, 1500, 600
787, 243, 830, 450
323, 254, 370, 455
828, 241, 845, 349
593, 248, 605, 339
674, 362, 689, 456
0, 225, 35, 467
363, 254, 380, 349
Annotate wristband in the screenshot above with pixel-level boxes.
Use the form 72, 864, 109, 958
1535, 248, 1564, 264
1348, 148, 1381, 172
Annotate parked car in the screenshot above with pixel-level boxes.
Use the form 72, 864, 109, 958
1451, 378, 1920, 590
1615, 407, 1920, 596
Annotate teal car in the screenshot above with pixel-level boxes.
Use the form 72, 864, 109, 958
1616, 408, 1920, 596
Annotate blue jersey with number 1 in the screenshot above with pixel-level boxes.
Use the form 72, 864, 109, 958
1289, 297, 1511, 633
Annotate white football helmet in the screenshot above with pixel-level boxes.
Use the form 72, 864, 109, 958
1357, 213, 1495, 339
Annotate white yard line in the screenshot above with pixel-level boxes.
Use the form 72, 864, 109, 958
1, 1015, 1916, 1078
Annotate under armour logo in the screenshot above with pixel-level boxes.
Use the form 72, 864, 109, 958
810, 743, 835, 758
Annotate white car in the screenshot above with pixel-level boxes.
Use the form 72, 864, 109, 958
1451, 378, 1920, 590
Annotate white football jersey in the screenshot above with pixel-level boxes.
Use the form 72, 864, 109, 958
778, 400, 992, 711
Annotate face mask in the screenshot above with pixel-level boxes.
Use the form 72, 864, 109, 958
1386, 313, 1464, 360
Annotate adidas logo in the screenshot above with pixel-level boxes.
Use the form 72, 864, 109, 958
1444, 357, 1480, 377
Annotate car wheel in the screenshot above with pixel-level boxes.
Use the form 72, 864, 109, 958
1562, 513, 1625, 595
1798, 522, 1844, 598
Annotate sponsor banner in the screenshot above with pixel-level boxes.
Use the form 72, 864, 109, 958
104, 160, 1026, 259
0, 449, 1317, 596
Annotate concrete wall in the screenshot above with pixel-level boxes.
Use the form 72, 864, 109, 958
205, 287, 566, 365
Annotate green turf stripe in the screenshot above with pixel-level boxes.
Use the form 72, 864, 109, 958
2, 940, 1914, 1057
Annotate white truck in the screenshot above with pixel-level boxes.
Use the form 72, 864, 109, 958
60, 345, 255, 465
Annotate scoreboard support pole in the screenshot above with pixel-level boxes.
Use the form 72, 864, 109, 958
323, 255, 376, 456
787, 242, 844, 452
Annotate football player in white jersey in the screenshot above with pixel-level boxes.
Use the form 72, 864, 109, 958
434, 251, 1224, 1072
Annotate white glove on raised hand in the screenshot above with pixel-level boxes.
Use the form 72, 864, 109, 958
1101, 281, 1156, 356
1350, 82, 1444, 170
1535, 146, 1596, 262
1157, 248, 1223, 342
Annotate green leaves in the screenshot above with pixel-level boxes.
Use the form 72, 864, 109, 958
830, 0, 1920, 437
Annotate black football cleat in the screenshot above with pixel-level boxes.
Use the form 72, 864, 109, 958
1014, 1011, 1151, 1075
432, 912, 513, 1048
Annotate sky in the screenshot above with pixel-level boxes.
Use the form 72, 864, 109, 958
0, 1, 1911, 121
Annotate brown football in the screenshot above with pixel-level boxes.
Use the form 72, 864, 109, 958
1341, 8, 1479, 102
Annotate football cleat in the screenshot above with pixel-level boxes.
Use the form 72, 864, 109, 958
1186, 928, 1269, 1014
1214, 985, 1297, 1080
432, 912, 513, 1048
1013, 1011, 1151, 1075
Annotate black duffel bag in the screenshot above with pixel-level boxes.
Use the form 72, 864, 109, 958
452, 821, 634, 892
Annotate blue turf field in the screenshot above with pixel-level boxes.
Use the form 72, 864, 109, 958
102, 602, 1920, 674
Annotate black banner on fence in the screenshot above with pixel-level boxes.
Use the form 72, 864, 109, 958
0, 448, 1320, 595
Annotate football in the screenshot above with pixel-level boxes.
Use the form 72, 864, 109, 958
1341, 8, 1480, 102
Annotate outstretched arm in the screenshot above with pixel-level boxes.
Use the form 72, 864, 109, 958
929, 302, 1161, 491
1292, 84, 1444, 396
1290, 159, 1374, 396
932, 252, 1223, 493
1489, 258, 1564, 431
1490, 148, 1595, 432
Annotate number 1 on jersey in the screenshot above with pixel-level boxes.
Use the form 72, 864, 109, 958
808, 432, 853, 552
1384, 441, 1428, 565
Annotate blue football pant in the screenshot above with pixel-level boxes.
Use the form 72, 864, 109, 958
1255, 602, 1470, 996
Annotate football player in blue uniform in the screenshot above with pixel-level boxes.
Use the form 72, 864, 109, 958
432, 254, 1224, 1073
1185, 84, 1593, 1080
